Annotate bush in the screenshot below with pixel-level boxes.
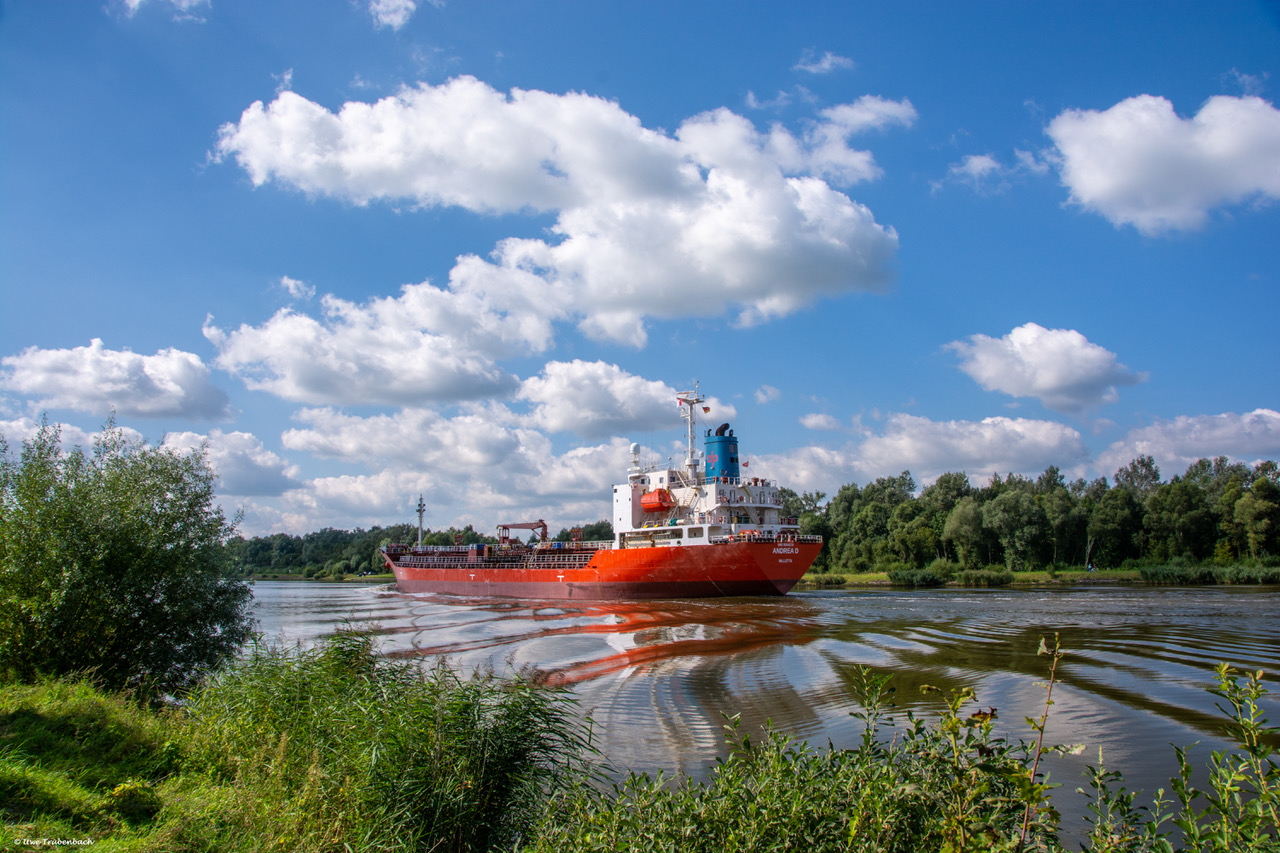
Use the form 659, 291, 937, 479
1210, 563, 1280, 584
526, 668, 1060, 853
805, 572, 847, 586
0, 418, 252, 694
1139, 564, 1215, 585
953, 568, 1015, 587
885, 568, 946, 587
926, 557, 957, 579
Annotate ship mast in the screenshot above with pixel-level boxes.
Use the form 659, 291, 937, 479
415, 494, 426, 546
676, 383, 704, 482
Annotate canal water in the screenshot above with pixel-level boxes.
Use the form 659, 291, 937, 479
251, 582, 1279, 839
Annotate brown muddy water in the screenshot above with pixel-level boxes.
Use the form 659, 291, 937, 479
251, 582, 1279, 839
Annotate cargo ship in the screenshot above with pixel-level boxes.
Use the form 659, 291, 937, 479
382, 387, 823, 599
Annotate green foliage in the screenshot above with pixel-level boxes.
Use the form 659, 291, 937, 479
953, 567, 1015, 587
1115, 455, 1162, 500
1089, 488, 1145, 569
0, 677, 179, 838
3, 642, 1279, 852
926, 557, 957, 579
1137, 560, 1215, 584
1079, 665, 1279, 853
982, 489, 1050, 571
180, 630, 593, 852
526, 665, 1061, 853
1144, 481, 1216, 561
1210, 563, 1280, 584
885, 566, 946, 587
0, 418, 252, 694
804, 572, 847, 587
227, 523, 499, 576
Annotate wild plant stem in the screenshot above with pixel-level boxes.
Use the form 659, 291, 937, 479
1019, 634, 1063, 851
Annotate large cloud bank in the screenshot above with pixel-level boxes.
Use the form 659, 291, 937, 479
214, 77, 908, 351
756, 412, 1088, 495
0, 338, 230, 420
1097, 409, 1280, 476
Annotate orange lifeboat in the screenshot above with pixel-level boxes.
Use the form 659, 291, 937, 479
640, 488, 675, 512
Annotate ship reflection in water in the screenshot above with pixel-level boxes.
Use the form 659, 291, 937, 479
253, 582, 1280, 835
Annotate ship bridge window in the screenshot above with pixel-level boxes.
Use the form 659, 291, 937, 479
687, 527, 704, 540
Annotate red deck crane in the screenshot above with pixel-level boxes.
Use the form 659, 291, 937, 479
496, 520, 548, 546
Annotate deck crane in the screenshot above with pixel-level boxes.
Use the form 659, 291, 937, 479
496, 520, 548, 546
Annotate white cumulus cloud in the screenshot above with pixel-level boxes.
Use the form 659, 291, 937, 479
369, 0, 418, 30
753, 413, 1087, 497
282, 406, 527, 473
272, 407, 637, 534
947, 322, 1145, 413
0, 339, 231, 420
280, 275, 314, 300
854, 414, 1088, 485
800, 413, 840, 431
121, 0, 208, 20
203, 279, 545, 405
214, 77, 904, 347
793, 51, 855, 75
1096, 409, 1280, 476
520, 361, 690, 440
754, 385, 781, 404
1047, 94, 1280, 234
0, 416, 144, 453
163, 429, 300, 496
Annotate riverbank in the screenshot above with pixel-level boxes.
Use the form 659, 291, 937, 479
798, 569, 1143, 587
798, 561, 1280, 589
2, 636, 1275, 852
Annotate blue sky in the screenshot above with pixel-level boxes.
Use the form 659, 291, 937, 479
2, 0, 1278, 536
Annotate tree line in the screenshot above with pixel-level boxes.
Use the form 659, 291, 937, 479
783, 455, 1280, 575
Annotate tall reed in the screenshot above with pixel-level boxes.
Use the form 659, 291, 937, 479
178, 630, 594, 852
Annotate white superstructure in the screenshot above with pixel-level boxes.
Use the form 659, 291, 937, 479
611, 386, 798, 549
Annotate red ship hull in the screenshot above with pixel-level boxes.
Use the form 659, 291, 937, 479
386, 539, 822, 600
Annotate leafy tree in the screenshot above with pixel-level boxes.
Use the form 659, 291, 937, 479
1182, 456, 1252, 506
779, 488, 828, 520
942, 496, 984, 568
887, 500, 939, 568
1234, 478, 1280, 558
1215, 482, 1249, 561
1143, 481, 1215, 560
0, 418, 252, 693
1039, 486, 1085, 566
1088, 487, 1143, 568
1068, 476, 1109, 505
981, 489, 1049, 570
1034, 465, 1065, 494
1114, 455, 1162, 500
919, 472, 972, 515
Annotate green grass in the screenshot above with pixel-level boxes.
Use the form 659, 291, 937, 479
0, 678, 180, 848
0, 632, 593, 852
801, 572, 848, 587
